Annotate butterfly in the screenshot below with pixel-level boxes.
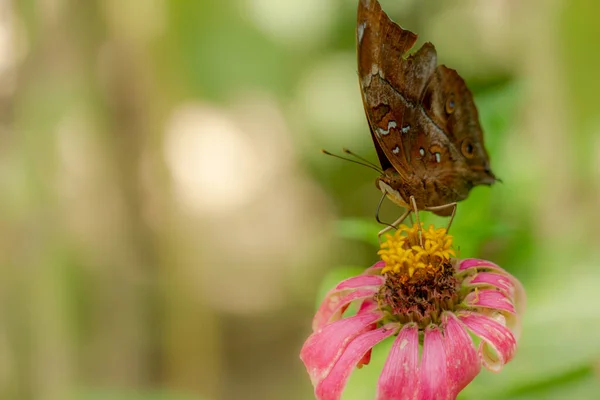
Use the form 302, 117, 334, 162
356, 0, 497, 234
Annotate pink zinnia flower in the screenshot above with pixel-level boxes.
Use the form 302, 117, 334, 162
300, 223, 525, 400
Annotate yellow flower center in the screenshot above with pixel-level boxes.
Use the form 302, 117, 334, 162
378, 223, 455, 277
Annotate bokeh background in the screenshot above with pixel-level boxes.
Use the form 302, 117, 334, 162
1, 0, 600, 399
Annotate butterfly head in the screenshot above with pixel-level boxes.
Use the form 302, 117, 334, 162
375, 169, 411, 208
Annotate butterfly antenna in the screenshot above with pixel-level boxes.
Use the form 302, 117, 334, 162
342, 148, 382, 171
321, 149, 382, 173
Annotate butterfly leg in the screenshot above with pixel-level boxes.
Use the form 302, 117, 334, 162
410, 196, 424, 246
377, 208, 411, 241
375, 191, 411, 238
425, 202, 457, 233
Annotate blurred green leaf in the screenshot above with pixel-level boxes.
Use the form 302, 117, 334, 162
336, 218, 381, 247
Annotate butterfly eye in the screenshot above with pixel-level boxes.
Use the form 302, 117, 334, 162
461, 140, 475, 158
445, 94, 455, 114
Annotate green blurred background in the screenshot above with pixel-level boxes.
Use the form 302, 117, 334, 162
1, 0, 600, 399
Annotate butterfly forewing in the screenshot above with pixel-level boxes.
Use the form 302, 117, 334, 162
357, 0, 439, 178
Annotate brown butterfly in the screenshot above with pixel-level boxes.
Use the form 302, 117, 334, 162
356, 0, 496, 234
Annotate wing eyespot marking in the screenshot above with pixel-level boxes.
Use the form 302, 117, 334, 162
446, 93, 456, 114
461, 140, 475, 159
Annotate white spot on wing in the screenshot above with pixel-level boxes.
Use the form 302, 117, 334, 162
419, 148, 425, 157
358, 22, 366, 44
376, 120, 397, 137
401, 125, 410, 134
371, 64, 379, 75
392, 146, 400, 154
435, 152, 441, 163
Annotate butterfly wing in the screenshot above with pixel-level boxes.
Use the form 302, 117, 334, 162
357, 0, 438, 180
420, 66, 496, 185
357, 0, 496, 208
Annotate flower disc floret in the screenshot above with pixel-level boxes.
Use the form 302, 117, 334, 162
379, 223, 455, 277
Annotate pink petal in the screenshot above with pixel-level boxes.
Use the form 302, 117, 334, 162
363, 260, 385, 274
505, 313, 522, 341
462, 284, 523, 340
510, 278, 526, 317
358, 298, 378, 314
463, 289, 516, 314
356, 299, 379, 368
335, 274, 385, 290
315, 324, 398, 400
418, 326, 448, 400
459, 259, 526, 317
457, 311, 517, 372
376, 323, 419, 400
468, 309, 522, 343
442, 313, 481, 397
313, 287, 380, 331
301, 312, 383, 385
465, 272, 515, 298
458, 258, 507, 273
357, 348, 372, 369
